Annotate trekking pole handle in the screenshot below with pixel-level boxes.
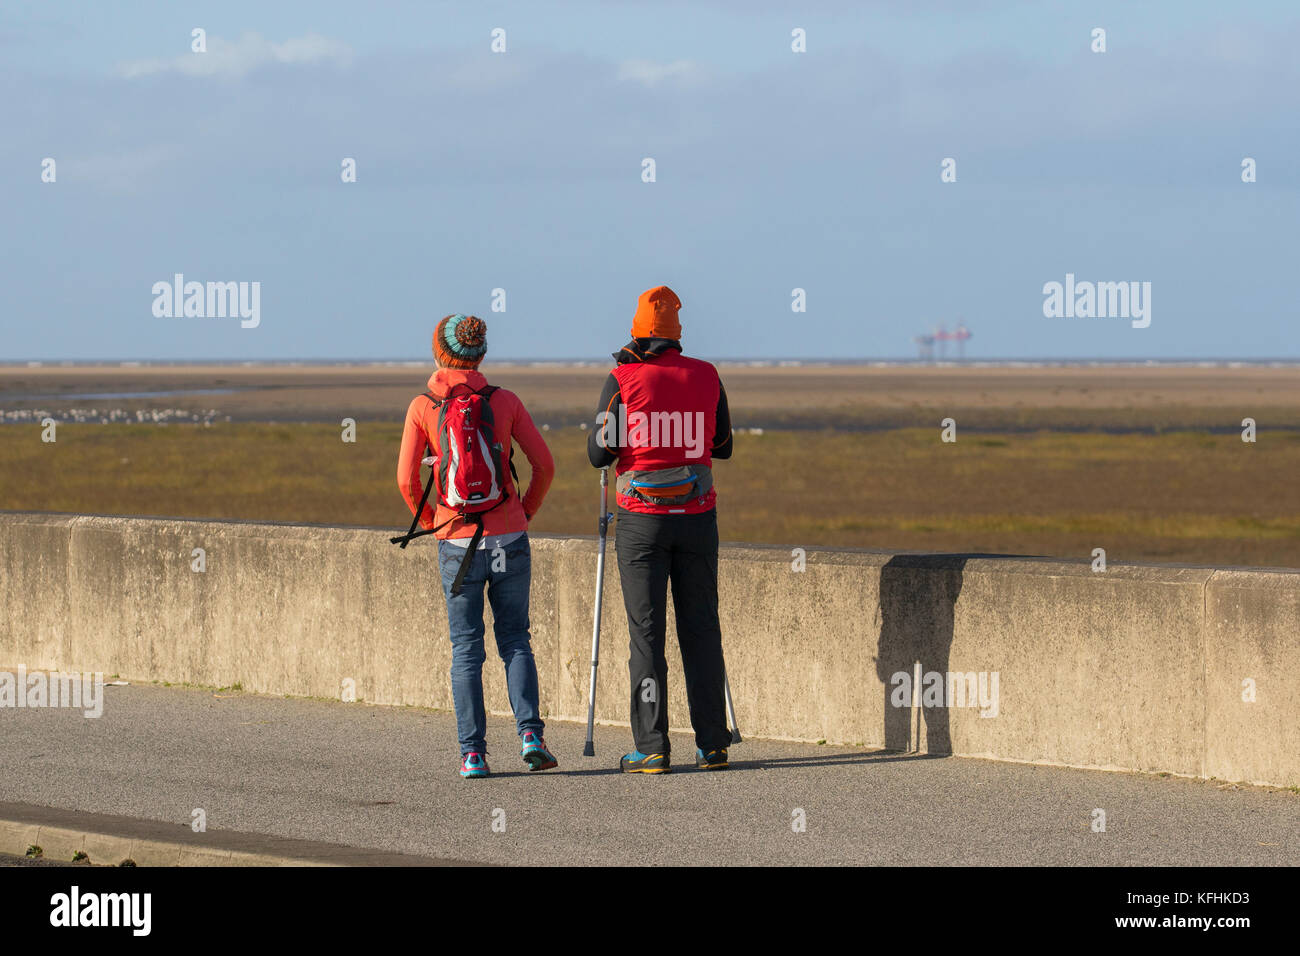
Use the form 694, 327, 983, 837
597, 467, 611, 535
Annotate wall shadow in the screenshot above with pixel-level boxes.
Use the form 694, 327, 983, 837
875, 554, 967, 754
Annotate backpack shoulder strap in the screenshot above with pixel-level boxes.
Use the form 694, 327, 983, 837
420, 391, 442, 455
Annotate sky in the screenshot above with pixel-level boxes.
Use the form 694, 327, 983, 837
2, 0, 1297, 361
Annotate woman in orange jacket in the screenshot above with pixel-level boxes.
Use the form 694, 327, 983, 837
397, 314, 556, 778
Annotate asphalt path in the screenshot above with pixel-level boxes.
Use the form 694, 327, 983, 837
1, 684, 1296, 866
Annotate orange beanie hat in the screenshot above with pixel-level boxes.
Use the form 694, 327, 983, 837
630, 286, 682, 340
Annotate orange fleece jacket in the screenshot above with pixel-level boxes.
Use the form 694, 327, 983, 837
397, 368, 554, 539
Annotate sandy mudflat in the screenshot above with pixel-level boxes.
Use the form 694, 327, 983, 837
1, 363, 1298, 428
4, 365, 1300, 565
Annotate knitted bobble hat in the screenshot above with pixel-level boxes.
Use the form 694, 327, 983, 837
433, 313, 488, 369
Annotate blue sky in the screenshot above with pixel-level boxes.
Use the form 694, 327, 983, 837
2, 1, 1297, 360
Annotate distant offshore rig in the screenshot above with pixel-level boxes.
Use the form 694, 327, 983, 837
913, 322, 971, 361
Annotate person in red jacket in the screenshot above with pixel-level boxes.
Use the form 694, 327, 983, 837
398, 313, 557, 779
587, 286, 734, 773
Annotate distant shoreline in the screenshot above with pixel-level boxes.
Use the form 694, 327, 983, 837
5, 358, 1300, 369
7, 361, 1299, 431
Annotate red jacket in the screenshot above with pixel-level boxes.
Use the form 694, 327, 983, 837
398, 368, 554, 539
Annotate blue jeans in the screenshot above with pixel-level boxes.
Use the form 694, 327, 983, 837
437, 533, 543, 754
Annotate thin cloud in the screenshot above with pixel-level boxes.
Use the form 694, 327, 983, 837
117, 31, 352, 80
617, 58, 702, 86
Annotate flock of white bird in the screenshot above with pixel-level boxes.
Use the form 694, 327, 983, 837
0, 407, 226, 425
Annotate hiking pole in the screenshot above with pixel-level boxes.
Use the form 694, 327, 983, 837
583, 467, 614, 757
722, 661, 742, 744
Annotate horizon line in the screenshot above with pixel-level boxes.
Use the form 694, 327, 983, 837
4, 357, 1300, 367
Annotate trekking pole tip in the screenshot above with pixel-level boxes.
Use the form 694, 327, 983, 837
582, 741, 595, 757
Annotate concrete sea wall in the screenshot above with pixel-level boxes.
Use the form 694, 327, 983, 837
1, 513, 1296, 787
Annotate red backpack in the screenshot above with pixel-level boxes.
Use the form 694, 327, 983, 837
391, 384, 516, 595
430, 385, 507, 514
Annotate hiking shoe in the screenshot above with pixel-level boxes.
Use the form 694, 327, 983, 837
620, 751, 670, 774
696, 747, 729, 770
459, 752, 490, 778
521, 732, 558, 771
